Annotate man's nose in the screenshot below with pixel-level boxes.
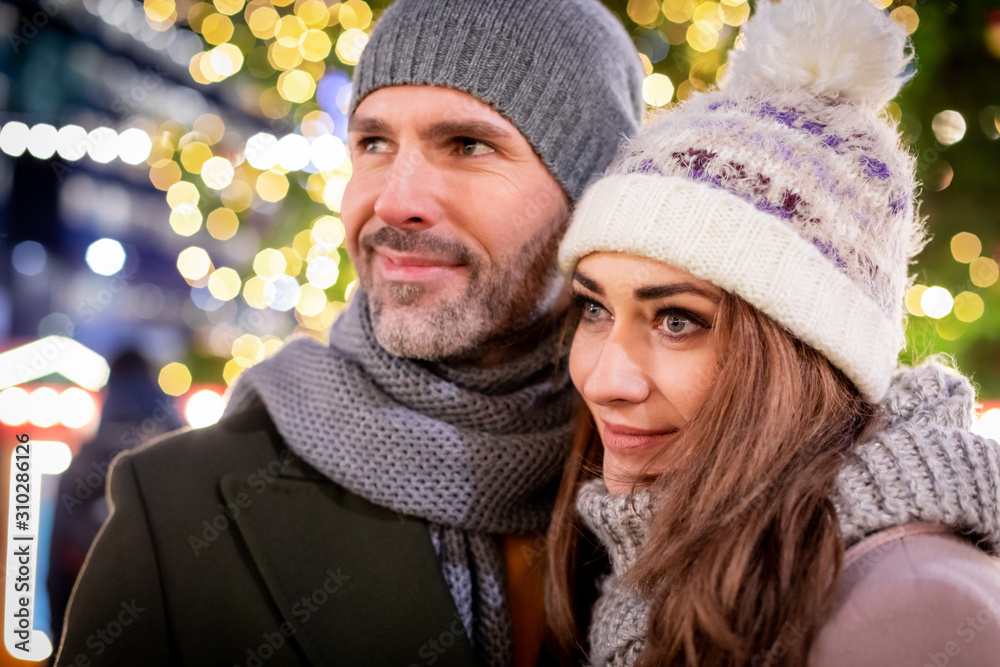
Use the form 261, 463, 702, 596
373, 146, 444, 231
582, 330, 651, 406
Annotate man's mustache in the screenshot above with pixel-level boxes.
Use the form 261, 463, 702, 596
360, 227, 475, 265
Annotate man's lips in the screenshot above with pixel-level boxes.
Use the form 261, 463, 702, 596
374, 248, 467, 281
600, 420, 678, 454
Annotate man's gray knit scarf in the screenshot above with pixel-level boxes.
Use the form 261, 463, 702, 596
224, 296, 575, 667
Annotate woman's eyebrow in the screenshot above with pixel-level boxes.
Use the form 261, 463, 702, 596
633, 283, 721, 302
571, 271, 604, 296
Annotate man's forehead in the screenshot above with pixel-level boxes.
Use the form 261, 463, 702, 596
348, 86, 522, 140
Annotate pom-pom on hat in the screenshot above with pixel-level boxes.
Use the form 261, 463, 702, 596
558, 0, 925, 403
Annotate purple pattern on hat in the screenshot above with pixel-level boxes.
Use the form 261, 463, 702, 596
889, 192, 908, 214
628, 158, 662, 175
859, 155, 891, 180
813, 238, 848, 270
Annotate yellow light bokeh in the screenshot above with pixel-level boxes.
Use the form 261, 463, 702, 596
868, 0, 891, 9
269, 40, 305, 71
247, 4, 279, 38
177, 246, 212, 281
281, 247, 304, 276
209, 43, 245, 78
169, 204, 204, 236
232, 333, 265, 367
180, 142, 213, 174
890, 6, 919, 35
337, 0, 372, 30
213, 0, 244, 16
296, 0, 329, 28
167, 180, 200, 208
686, 22, 719, 52
187, 2, 214, 31
312, 217, 345, 249
278, 69, 317, 103
243, 276, 275, 310
293, 229, 313, 259
253, 248, 287, 278
661, 0, 695, 24
953, 291, 985, 323
188, 53, 213, 85
904, 284, 927, 317
935, 315, 966, 341
301, 29, 333, 61
201, 13, 235, 45
207, 207, 240, 240
951, 232, 982, 263
627, 0, 661, 26
208, 267, 242, 301
158, 362, 192, 396
223, 358, 244, 386
642, 73, 674, 107
692, 2, 724, 30
256, 171, 289, 202
970, 257, 999, 288
336, 29, 368, 65
274, 15, 307, 47
145, 0, 176, 22
202, 156, 235, 190
296, 284, 328, 317
221, 180, 254, 213
242, 276, 273, 309
150, 159, 182, 190
720, 1, 749, 26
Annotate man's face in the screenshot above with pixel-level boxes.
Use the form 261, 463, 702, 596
342, 86, 570, 362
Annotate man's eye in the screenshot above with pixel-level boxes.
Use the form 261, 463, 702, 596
458, 138, 494, 156
360, 138, 390, 153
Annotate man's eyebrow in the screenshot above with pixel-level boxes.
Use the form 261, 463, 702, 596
634, 282, 721, 302
572, 271, 604, 297
347, 116, 391, 134
425, 120, 515, 142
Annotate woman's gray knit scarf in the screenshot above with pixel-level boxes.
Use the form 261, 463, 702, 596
224, 296, 575, 667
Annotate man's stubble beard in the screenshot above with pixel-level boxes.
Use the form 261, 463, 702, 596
359, 218, 567, 363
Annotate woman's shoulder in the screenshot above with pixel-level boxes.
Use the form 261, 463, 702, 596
809, 524, 1000, 666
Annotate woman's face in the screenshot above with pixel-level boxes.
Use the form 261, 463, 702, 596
569, 253, 722, 493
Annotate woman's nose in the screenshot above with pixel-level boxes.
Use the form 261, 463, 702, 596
581, 334, 651, 406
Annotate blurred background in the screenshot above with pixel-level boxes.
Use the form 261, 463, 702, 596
0, 0, 997, 662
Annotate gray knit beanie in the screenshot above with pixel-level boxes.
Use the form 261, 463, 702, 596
350, 0, 646, 202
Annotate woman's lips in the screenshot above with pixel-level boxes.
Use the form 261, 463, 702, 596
600, 420, 677, 454
375, 249, 466, 281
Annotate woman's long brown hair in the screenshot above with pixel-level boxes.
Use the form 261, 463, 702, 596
546, 292, 885, 666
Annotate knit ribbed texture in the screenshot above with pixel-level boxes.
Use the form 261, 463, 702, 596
224, 296, 575, 667
350, 0, 646, 202
576, 363, 1000, 667
558, 0, 922, 402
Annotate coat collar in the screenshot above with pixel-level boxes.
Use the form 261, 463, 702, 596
220, 454, 480, 666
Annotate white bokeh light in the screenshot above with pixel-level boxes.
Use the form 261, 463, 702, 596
185, 389, 225, 428
245, 132, 279, 170
85, 238, 127, 276
117, 127, 153, 165
920, 286, 954, 319
277, 134, 311, 172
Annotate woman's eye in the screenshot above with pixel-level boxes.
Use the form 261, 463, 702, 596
662, 313, 692, 334
584, 302, 603, 319
458, 138, 494, 156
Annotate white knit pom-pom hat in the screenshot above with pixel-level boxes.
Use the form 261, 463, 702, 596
558, 0, 926, 403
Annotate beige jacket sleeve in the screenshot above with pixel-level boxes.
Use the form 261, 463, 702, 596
809, 524, 1000, 667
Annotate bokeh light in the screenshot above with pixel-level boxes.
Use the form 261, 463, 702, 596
85, 239, 127, 276
920, 286, 954, 319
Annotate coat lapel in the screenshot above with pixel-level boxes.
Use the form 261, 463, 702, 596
220, 458, 480, 666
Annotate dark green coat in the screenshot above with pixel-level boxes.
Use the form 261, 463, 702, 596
56, 405, 484, 667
